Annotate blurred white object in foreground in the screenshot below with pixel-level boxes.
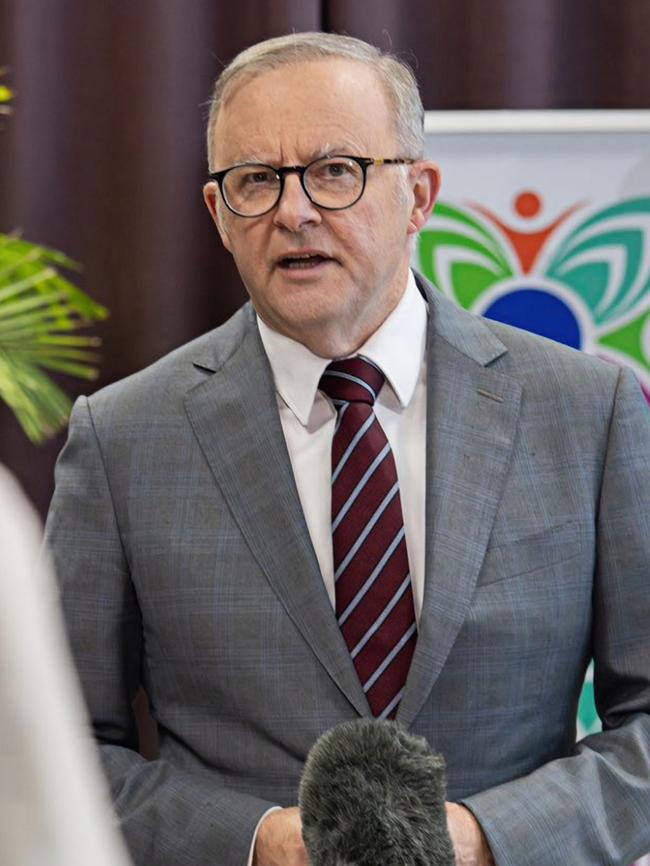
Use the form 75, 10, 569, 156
0, 465, 132, 866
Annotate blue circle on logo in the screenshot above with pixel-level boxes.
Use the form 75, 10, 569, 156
482, 288, 582, 349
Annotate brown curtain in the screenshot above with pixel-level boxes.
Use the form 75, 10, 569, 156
2, 0, 650, 516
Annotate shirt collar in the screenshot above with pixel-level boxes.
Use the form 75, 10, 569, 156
257, 269, 427, 426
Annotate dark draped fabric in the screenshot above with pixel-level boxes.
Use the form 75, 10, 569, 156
2, 0, 650, 515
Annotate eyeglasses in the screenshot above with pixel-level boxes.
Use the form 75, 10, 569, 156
208, 155, 415, 217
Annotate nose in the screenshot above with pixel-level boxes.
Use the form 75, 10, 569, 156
273, 173, 322, 232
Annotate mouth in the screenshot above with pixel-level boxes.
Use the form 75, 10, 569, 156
276, 252, 337, 271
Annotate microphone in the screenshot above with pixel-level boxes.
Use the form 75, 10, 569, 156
299, 718, 454, 866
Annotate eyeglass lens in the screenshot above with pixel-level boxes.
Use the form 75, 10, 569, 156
222, 157, 364, 215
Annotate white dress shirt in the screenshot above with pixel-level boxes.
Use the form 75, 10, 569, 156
246, 271, 428, 864
257, 269, 428, 620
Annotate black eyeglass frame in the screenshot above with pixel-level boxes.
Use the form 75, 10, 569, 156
207, 155, 416, 217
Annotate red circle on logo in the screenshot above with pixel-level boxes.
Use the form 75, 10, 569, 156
514, 191, 542, 219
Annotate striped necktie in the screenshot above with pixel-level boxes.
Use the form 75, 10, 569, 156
319, 356, 417, 719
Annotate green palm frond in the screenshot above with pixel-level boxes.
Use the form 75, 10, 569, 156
0, 232, 108, 443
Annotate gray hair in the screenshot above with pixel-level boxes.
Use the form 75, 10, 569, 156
206, 32, 425, 169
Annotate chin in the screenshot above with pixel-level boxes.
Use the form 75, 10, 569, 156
298, 320, 366, 358
278, 295, 354, 329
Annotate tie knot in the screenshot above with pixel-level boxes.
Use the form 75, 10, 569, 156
319, 356, 385, 406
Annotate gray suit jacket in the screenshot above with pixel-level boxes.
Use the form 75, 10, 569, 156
45, 276, 650, 866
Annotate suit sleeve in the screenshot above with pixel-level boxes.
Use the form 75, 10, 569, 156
460, 366, 650, 866
45, 397, 278, 866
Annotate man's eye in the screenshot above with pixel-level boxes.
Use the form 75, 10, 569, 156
309, 160, 359, 186
243, 170, 275, 185
325, 161, 354, 177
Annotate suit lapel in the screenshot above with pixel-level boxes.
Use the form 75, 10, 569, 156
184, 312, 370, 716
398, 282, 522, 727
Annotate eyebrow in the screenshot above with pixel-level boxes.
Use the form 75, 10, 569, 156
230, 144, 363, 166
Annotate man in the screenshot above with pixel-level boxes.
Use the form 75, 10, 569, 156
46, 32, 650, 866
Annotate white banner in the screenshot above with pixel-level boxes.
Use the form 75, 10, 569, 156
417, 110, 650, 402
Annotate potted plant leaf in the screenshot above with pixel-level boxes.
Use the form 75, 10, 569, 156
0, 70, 108, 444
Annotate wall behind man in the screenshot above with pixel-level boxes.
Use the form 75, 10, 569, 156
1, 0, 650, 515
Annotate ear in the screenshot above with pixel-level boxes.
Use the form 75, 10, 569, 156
407, 161, 441, 236
203, 181, 233, 253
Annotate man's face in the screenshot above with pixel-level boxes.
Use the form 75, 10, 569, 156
204, 58, 439, 357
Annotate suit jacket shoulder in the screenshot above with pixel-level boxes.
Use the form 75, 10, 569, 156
86, 302, 257, 424
419, 273, 624, 414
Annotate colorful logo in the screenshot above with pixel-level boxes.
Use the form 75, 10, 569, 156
417, 192, 650, 404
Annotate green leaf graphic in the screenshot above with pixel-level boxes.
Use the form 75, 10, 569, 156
598, 307, 650, 374
417, 202, 513, 309
546, 198, 650, 326
577, 676, 600, 734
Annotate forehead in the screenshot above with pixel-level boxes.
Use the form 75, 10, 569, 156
212, 58, 397, 165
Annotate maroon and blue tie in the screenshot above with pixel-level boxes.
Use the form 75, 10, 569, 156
319, 356, 417, 719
